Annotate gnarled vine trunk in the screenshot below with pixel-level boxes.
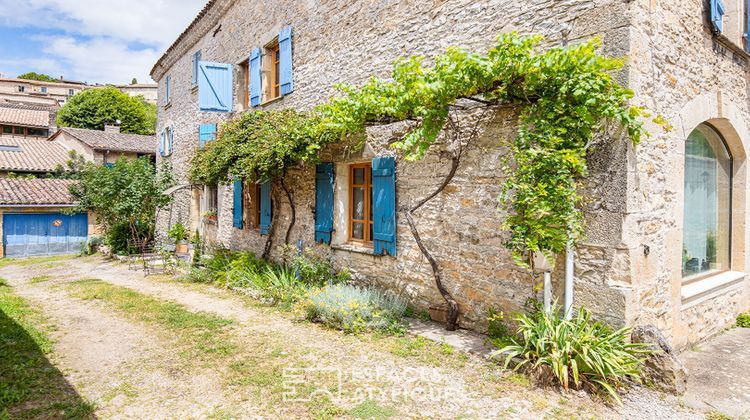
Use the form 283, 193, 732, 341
279, 176, 295, 246
262, 187, 280, 260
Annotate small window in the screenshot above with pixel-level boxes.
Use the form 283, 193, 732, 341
1, 126, 12, 135
264, 42, 281, 101
240, 59, 250, 109
13, 126, 24, 136
17, 86, 25, 93
40, 86, 47, 93
682, 124, 732, 280
164, 75, 171, 105
68, 89, 74, 96
27, 128, 48, 137
192, 50, 202, 86
244, 182, 262, 229
349, 163, 373, 244
206, 185, 218, 213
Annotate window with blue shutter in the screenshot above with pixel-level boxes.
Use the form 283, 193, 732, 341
199, 123, 217, 148
249, 48, 262, 107
192, 50, 202, 86
745, 0, 750, 51
159, 130, 165, 156
198, 61, 233, 112
314, 163, 335, 244
166, 126, 173, 156
164, 75, 171, 104
260, 180, 272, 235
372, 156, 396, 256
279, 26, 294, 95
233, 177, 243, 229
710, 0, 726, 33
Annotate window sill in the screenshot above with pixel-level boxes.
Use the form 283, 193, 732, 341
713, 33, 750, 63
331, 243, 375, 256
260, 95, 283, 107
681, 270, 746, 309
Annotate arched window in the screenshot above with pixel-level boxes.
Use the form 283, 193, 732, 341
682, 124, 732, 279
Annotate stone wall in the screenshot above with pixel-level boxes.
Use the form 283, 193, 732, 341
152, 0, 750, 343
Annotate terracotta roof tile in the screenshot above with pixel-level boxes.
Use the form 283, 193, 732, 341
0, 107, 49, 127
0, 138, 71, 172
56, 127, 156, 154
0, 178, 77, 206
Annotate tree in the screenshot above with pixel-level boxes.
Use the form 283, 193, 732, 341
17, 72, 56, 82
69, 157, 174, 252
131, 78, 138, 85
57, 87, 156, 134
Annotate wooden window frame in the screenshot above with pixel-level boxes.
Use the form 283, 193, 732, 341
264, 41, 281, 102
348, 162, 373, 244
243, 182, 262, 230
241, 59, 250, 109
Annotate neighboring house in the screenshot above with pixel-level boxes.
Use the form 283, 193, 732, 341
116, 83, 158, 104
151, 0, 750, 349
49, 127, 157, 166
0, 77, 86, 106
0, 104, 55, 139
0, 178, 96, 257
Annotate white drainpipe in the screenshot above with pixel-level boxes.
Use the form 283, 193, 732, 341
564, 242, 574, 319
543, 271, 552, 313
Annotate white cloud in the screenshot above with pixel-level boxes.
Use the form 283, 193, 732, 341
0, 0, 205, 48
0, 0, 205, 83
42, 36, 161, 84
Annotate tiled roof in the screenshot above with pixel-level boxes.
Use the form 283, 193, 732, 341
0, 137, 71, 172
0, 107, 49, 127
0, 178, 77, 206
54, 127, 156, 154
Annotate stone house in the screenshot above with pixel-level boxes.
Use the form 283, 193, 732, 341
48, 127, 157, 166
116, 84, 159, 104
150, 0, 750, 349
0, 77, 86, 106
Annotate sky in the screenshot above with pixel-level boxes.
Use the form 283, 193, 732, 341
0, 0, 206, 84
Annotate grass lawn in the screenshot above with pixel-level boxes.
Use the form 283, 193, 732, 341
0, 278, 95, 419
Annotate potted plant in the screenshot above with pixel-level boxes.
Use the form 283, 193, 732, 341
202, 210, 217, 223
168, 222, 188, 253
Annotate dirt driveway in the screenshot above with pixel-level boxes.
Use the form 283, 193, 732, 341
0, 255, 701, 419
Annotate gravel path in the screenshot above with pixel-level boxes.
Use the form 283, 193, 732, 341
0, 255, 703, 419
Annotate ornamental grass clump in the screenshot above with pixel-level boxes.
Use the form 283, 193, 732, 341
303, 284, 408, 334
494, 305, 649, 403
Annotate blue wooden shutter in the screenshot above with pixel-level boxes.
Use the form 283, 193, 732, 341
249, 48, 262, 107
711, 0, 726, 33
260, 180, 272, 235
279, 26, 294, 95
167, 127, 173, 156
164, 75, 171, 104
745, 0, 750, 51
198, 61, 233, 112
233, 177, 243, 229
314, 163, 335, 244
192, 50, 202, 86
159, 130, 165, 156
199, 123, 217, 148
372, 156, 396, 256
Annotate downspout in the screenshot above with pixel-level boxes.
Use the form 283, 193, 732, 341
564, 241, 574, 319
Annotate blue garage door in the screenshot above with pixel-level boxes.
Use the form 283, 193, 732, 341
3, 213, 88, 257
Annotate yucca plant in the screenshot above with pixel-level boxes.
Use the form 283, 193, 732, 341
494, 304, 649, 403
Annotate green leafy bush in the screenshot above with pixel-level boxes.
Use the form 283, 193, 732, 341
105, 221, 150, 255
81, 235, 104, 255
303, 284, 408, 334
737, 313, 750, 328
495, 305, 648, 402
280, 245, 350, 287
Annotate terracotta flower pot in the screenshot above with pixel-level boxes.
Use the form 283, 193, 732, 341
175, 242, 189, 253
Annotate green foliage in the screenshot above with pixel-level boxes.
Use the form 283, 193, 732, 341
17, 72, 56, 82
56, 86, 156, 134
487, 307, 509, 338
52, 150, 88, 180
303, 284, 408, 334
190, 109, 335, 185
737, 312, 750, 328
495, 305, 649, 403
69, 157, 174, 249
131, 78, 138, 85
82, 235, 104, 255
168, 222, 187, 243
279, 244, 351, 287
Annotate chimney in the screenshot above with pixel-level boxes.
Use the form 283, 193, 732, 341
104, 124, 121, 133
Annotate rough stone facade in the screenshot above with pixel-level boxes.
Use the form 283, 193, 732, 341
151, 0, 750, 349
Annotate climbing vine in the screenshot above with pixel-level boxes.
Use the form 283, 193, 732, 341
189, 33, 666, 330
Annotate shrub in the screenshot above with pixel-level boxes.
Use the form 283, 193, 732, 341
494, 305, 648, 403
737, 313, 750, 328
279, 244, 350, 287
81, 235, 104, 255
303, 284, 408, 334
105, 221, 149, 255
